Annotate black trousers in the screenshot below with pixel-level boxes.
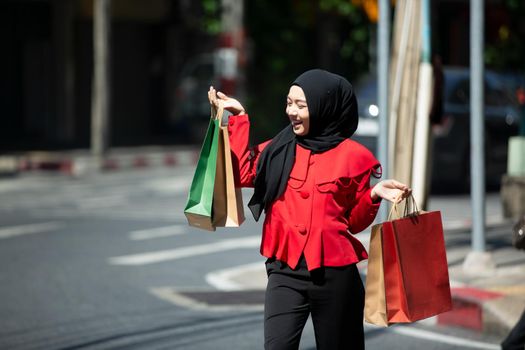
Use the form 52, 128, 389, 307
502, 308, 525, 350
264, 256, 365, 350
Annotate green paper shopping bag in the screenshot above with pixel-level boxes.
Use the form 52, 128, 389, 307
184, 114, 221, 231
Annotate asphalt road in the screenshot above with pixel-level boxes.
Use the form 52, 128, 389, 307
0, 167, 505, 349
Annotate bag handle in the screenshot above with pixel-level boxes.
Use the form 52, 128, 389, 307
387, 194, 420, 221
402, 194, 419, 217
211, 101, 225, 121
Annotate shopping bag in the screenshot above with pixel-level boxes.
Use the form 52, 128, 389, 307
183, 109, 221, 231
211, 126, 228, 226
364, 223, 388, 326
381, 195, 452, 323
212, 124, 245, 227
365, 195, 452, 326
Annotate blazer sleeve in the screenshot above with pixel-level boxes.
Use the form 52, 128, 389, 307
227, 114, 270, 188
347, 169, 382, 234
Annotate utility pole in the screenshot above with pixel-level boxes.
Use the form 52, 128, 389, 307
217, 0, 244, 98
91, 0, 111, 166
463, 0, 495, 275
54, 0, 76, 144
377, 0, 390, 222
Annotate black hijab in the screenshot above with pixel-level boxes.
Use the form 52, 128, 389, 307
247, 69, 359, 221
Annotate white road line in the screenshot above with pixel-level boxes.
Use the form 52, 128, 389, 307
129, 225, 186, 240
28, 208, 185, 222
0, 222, 63, 239
205, 261, 265, 291
144, 177, 192, 194
0, 180, 46, 193
384, 325, 500, 349
108, 236, 260, 266
76, 195, 127, 209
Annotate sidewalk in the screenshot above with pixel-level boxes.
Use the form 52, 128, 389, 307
445, 251, 525, 337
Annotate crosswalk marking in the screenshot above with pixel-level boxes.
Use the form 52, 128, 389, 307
129, 225, 186, 240
144, 177, 192, 194
109, 236, 260, 266
205, 261, 264, 291
76, 195, 127, 209
0, 222, 63, 239
383, 325, 500, 349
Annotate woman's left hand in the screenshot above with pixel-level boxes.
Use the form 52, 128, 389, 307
208, 86, 245, 116
371, 179, 412, 203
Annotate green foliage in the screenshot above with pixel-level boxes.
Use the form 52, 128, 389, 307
484, 0, 525, 72
485, 35, 525, 72
319, 0, 358, 16
201, 0, 221, 34
244, 0, 371, 141
505, 0, 524, 10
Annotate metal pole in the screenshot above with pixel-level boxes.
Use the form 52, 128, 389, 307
91, 0, 111, 165
377, 0, 390, 222
470, 0, 486, 252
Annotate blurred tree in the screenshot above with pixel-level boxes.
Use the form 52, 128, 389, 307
198, 0, 374, 141
201, 0, 222, 34
485, 0, 525, 72
243, 0, 372, 141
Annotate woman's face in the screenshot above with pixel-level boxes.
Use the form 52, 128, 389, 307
286, 85, 310, 136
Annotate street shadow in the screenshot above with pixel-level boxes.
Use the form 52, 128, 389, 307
56, 311, 263, 350
495, 256, 525, 268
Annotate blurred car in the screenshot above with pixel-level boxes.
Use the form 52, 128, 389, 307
169, 54, 218, 143
353, 66, 521, 191
170, 50, 239, 143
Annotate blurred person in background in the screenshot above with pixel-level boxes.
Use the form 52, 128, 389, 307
501, 215, 525, 350
208, 69, 411, 350
502, 306, 525, 350
430, 54, 445, 126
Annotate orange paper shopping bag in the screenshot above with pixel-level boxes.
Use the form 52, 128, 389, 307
212, 123, 245, 227
364, 223, 389, 326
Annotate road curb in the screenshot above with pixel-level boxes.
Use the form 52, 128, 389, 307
437, 287, 525, 338
207, 258, 523, 338
5, 147, 201, 176
437, 288, 504, 334
0, 156, 20, 177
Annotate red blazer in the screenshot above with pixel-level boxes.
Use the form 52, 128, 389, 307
228, 115, 382, 270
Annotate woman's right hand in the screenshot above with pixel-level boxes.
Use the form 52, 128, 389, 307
208, 86, 246, 116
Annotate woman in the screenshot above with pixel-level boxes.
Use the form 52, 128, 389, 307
208, 69, 411, 350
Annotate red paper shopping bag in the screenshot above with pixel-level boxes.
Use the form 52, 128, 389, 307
381, 199, 452, 323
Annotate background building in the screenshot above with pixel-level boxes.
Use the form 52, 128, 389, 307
0, 0, 522, 151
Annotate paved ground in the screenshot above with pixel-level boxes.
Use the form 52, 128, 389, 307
0, 167, 508, 349
1, 146, 523, 348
